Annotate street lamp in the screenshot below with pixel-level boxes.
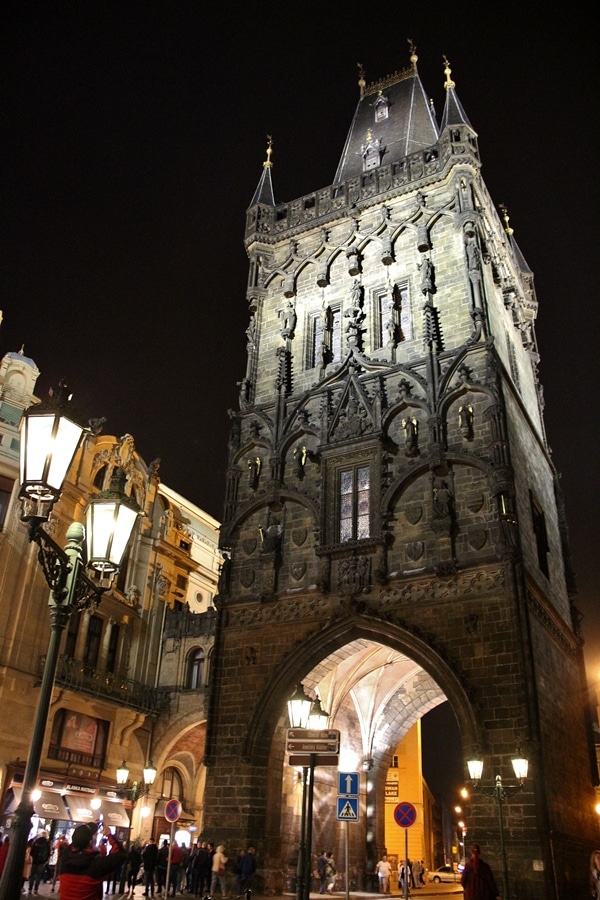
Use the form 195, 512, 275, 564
467, 749, 529, 900
288, 686, 330, 900
0, 386, 141, 900
116, 759, 158, 802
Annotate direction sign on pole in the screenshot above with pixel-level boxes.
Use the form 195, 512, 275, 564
286, 729, 340, 753
338, 772, 359, 796
393, 801, 417, 828
337, 797, 358, 821
288, 753, 339, 767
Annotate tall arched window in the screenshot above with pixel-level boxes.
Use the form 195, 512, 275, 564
187, 648, 205, 689
159, 767, 183, 800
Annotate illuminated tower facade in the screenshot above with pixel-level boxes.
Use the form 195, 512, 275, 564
204, 52, 596, 900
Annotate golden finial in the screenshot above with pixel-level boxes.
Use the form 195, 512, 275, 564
408, 38, 418, 70
499, 204, 514, 234
443, 55, 455, 90
264, 135, 273, 168
358, 62, 366, 98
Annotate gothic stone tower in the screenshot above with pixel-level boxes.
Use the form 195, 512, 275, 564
203, 53, 597, 900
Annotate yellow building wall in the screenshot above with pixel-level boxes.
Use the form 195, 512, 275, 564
382, 722, 427, 874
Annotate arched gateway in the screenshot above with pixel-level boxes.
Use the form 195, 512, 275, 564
202, 53, 597, 899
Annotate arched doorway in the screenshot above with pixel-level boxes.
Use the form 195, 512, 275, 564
240, 619, 477, 892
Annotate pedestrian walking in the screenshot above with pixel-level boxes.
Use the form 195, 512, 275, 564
375, 855, 392, 893
461, 843, 501, 900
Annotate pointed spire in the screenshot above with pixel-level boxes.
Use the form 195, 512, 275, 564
499, 203, 514, 235
443, 55, 455, 89
499, 204, 534, 275
408, 39, 418, 71
249, 135, 275, 208
358, 63, 366, 99
439, 56, 475, 132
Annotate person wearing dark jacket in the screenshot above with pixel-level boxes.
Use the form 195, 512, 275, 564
460, 843, 501, 900
142, 838, 158, 897
59, 823, 126, 900
127, 843, 143, 895
29, 831, 51, 894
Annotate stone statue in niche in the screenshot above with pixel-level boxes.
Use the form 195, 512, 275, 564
247, 456, 261, 489
259, 521, 283, 555
465, 234, 481, 273
432, 477, 454, 519
458, 405, 474, 441
402, 417, 419, 456
246, 315, 257, 350
238, 377, 251, 407
419, 257, 434, 295
280, 299, 297, 338
293, 445, 307, 478
218, 551, 232, 594
345, 279, 364, 344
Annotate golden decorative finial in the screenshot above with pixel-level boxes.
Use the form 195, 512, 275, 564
358, 62, 366, 98
499, 204, 514, 234
443, 55, 455, 90
408, 38, 418, 70
264, 135, 273, 168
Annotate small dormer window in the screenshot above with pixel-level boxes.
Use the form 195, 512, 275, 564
374, 91, 389, 122
361, 128, 382, 172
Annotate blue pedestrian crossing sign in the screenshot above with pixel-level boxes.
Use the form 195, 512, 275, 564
337, 797, 359, 820
338, 771, 359, 796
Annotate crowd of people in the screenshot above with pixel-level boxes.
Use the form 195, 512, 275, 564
0, 829, 258, 899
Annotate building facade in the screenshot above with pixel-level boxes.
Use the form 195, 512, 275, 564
0, 342, 221, 847
202, 52, 597, 899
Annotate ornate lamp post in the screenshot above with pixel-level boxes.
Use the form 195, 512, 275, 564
467, 749, 529, 900
116, 759, 158, 803
0, 386, 141, 900
287, 686, 330, 900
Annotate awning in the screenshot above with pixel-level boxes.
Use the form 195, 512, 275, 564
65, 793, 97, 825
10, 787, 70, 821
98, 799, 129, 828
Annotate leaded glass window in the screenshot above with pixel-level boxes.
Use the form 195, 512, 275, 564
339, 465, 371, 542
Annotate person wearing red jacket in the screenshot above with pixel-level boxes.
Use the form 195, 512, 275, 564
59, 823, 126, 900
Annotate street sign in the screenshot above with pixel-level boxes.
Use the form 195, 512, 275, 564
337, 797, 358, 820
287, 729, 340, 741
286, 729, 340, 753
288, 753, 339, 767
338, 772, 359, 796
164, 798, 182, 823
393, 801, 417, 828
286, 739, 339, 752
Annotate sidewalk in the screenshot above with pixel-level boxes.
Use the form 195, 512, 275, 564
28, 888, 463, 899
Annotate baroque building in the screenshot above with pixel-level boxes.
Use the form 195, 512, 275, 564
0, 338, 221, 846
203, 51, 597, 899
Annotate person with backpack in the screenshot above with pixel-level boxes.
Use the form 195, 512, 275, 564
29, 831, 51, 894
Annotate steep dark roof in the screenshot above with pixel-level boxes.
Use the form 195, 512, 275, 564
249, 141, 275, 208
333, 64, 439, 184
440, 83, 475, 132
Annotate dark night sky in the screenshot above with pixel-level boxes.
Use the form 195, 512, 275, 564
2, 2, 597, 708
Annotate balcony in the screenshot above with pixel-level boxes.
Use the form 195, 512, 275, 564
38, 655, 170, 716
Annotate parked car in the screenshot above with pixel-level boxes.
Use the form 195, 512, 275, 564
428, 864, 459, 883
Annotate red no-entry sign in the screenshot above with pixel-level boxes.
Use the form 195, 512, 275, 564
394, 801, 417, 828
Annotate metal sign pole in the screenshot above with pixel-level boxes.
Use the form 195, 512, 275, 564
345, 820, 349, 900
403, 829, 408, 900
165, 821, 175, 895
